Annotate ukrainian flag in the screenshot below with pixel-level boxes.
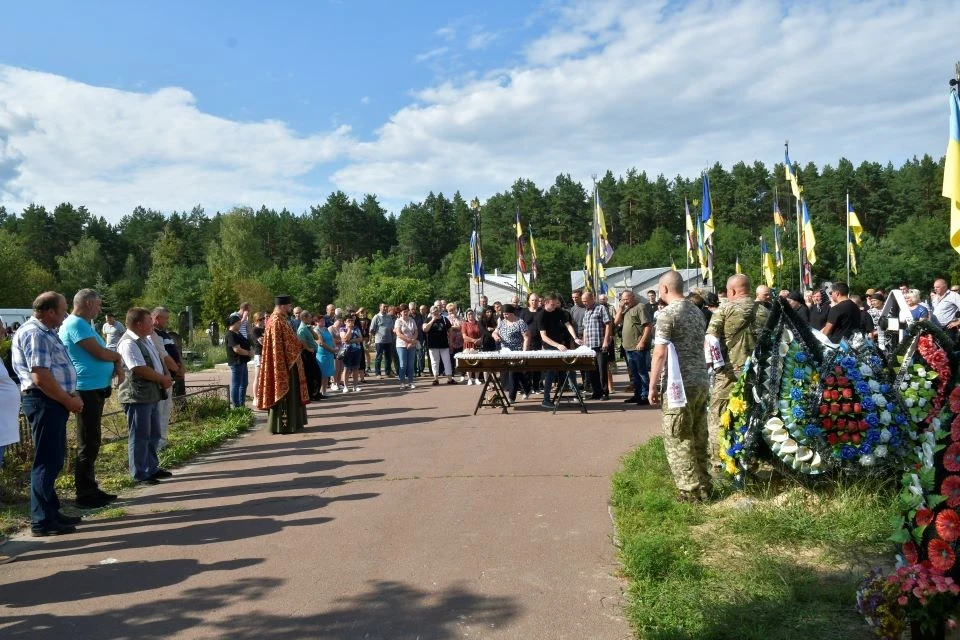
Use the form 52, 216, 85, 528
685, 198, 696, 263
773, 197, 785, 228
944, 89, 960, 254
784, 149, 803, 201
802, 199, 817, 265
849, 242, 859, 276
773, 224, 783, 267
847, 197, 864, 245
701, 173, 714, 240
761, 236, 775, 288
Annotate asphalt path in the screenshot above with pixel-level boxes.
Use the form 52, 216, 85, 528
0, 369, 659, 639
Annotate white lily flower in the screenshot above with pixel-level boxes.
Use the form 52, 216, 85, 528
918, 397, 927, 407
923, 381, 933, 390
910, 382, 920, 390
859, 454, 875, 466
904, 397, 914, 408
916, 367, 927, 377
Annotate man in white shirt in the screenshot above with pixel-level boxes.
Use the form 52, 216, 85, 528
101, 312, 125, 351
117, 307, 172, 484
931, 279, 960, 335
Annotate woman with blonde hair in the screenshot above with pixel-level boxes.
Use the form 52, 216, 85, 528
906, 289, 930, 322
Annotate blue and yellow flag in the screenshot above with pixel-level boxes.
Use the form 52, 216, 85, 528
944, 89, 960, 254
469, 230, 484, 284
849, 242, 859, 276
528, 225, 539, 281
701, 173, 714, 240
785, 149, 803, 200
583, 241, 593, 292
773, 196, 785, 228
847, 196, 863, 245
773, 224, 783, 267
685, 198, 696, 263
515, 209, 528, 293
761, 235, 775, 288
671, 256, 678, 271
596, 196, 614, 264
802, 199, 817, 265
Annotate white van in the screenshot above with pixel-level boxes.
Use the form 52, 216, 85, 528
0, 308, 34, 329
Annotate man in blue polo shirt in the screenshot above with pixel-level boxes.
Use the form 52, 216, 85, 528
60, 288, 124, 508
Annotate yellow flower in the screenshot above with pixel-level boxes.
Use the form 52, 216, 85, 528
720, 411, 732, 429
725, 460, 738, 475
811, 372, 820, 384
728, 396, 747, 415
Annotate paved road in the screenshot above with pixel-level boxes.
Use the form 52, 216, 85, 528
0, 372, 659, 639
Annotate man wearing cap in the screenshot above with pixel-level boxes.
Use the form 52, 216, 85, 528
257, 295, 309, 434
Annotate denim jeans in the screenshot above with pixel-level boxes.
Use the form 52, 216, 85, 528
375, 342, 396, 376
124, 402, 161, 481
21, 392, 68, 526
396, 346, 416, 384
230, 362, 249, 408
624, 349, 651, 400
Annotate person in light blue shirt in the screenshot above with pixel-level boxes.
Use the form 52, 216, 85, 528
59, 289, 123, 508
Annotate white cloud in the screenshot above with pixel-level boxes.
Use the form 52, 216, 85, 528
466, 30, 498, 51
360, 96, 371, 105
435, 26, 457, 41
0, 65, 352, 219
333, 0, 960, 207
414, 46, 449, 63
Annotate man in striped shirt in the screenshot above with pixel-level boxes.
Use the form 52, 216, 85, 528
12, 291, 85, 536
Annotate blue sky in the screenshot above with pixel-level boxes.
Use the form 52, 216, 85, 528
0, 0, 958, 221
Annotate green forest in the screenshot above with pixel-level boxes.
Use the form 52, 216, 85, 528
0, 154, 956, 326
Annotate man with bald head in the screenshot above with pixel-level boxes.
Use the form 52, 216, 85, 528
755, 285, 773, 308
648, 271, 712, 502
705, 274, 769, 465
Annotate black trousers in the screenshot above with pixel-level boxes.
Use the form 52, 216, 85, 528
75, 387, 108, 499
588, 347, 609, 396
301, 350, 320, 397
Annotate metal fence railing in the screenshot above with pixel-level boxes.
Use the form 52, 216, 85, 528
6, 384, 229, 472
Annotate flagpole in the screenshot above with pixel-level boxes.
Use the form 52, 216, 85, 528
592, 174, 599, 294
845, 191, 851, 287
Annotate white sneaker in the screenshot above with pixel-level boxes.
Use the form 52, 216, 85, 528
399, 383, 408, 390
330, 384, 339, 391
353, 386, 362, 392
408, 383, 416, 389
341, 387, 349, 394
520, 393, 529, 400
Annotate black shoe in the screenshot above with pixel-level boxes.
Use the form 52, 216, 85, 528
589, 393, 603, 400
318, 393, 329, 400
56, 512, 83, 525
31, 522, 76, 537
637, 398, 650, 406
541, 401, 556, 410
622, 396, 640, 403
97, 490, 118, 501
76, 495, 111, 509
152, 469, 173, 479
138, 477, 161, 485
602, 393, 610, 400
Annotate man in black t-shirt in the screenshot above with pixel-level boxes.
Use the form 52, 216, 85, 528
536, 293, 582, 409
520, 293, 542, 392
823, 283, 861, 342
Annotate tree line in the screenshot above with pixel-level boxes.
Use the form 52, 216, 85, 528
0, 153, 956, 328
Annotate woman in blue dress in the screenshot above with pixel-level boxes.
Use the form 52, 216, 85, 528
315, 320, 337, 399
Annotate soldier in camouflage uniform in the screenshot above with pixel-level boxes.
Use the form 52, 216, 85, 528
648, 271, 712, 501
706, 274, 769, 463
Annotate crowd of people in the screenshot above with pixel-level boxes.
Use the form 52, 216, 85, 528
2, 273, 958, 551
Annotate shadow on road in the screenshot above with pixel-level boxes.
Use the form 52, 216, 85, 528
0, 577, 521, 639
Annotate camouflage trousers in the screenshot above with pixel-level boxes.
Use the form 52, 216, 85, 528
661, 384, 711, 495
707, 365, 738, 466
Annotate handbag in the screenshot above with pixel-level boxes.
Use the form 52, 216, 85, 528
335, 344, 348, 360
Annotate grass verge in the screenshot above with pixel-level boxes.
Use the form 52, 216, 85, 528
0, 398, 254, 535
611, 437, 898, 640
